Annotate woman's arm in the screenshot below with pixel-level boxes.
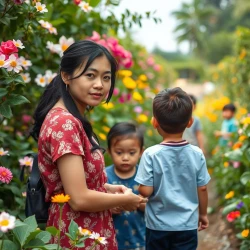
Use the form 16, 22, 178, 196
57, 154, 145, 212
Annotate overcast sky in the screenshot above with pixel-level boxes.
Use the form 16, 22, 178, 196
116, 0, 191, 52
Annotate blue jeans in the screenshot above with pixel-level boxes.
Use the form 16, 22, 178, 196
146, 228, 198, 250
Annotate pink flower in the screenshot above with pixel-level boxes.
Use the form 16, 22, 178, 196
153, 64, 161, 72
89, 31, 101, 41
113, 88, 119, 96
134, 106, 143, 113
147, 57, 155, 66
233, 161, 241, 168
19, 156, 33, 171
73, 0, 81, 4
0, 166, 13, 184
0, 40, 18, 59
13, 0, 24, 4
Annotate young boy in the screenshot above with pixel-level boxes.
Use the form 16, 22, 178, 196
106, 122, 146, 250
183, 94, 205, 153
214, 103, 238, 147
135, 87, 211, 250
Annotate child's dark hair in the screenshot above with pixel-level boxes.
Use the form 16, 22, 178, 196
107, 122, 144, 150
223, 103, 236, 113
153, 87, 193, 134
189, 94, 197, 105
31, 40, 117, 151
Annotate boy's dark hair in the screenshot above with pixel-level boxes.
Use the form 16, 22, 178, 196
223, 103, 236, 113
153, 87, 193, 134
189, 94, 197, 105
107, 122, 144, 150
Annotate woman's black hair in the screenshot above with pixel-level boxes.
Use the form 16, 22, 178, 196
31, 40, 118, 150
107, 122, 144, 150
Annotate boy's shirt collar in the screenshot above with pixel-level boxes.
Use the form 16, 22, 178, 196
160, 140, 189, 147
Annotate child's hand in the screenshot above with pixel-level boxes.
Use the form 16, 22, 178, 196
122, 189, 148, 211
214, 131, 221, 137
104, 184, 128, 194
198, 214, 209, 231
111, 206, 124, 214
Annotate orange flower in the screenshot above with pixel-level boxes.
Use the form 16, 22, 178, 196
239, 135, 247, 142
224, 162, 229, 168
51, 194, 70, 203
232, 142, 242, 150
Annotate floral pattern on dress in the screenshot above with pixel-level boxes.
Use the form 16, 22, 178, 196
38, 108, 117, 250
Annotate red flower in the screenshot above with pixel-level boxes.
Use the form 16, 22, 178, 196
13, 0, 24, 4
73, 0, 81, 5
227, 211, 241, 222
0, 40, 18, 59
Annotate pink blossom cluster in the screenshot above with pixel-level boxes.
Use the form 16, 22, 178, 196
88, 31, 133, 68
0, 166, 13, 184
138, 56, 161, 74
0, 40, 32, 73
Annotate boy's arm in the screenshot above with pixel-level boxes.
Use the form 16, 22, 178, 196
138, 184, 153, 198
197, 185, 209, 231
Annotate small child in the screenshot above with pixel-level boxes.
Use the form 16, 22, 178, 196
135, 87, 211, 250
214, 103, 238, 147
183, 94, 205, 153
106, 122, 146, 250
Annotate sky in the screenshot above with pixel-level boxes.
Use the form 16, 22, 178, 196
116, 0, 191, 53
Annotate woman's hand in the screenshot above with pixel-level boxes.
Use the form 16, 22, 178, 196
122, 189, 148, 211
104, 183, 128, 194
110, 206, 124, 214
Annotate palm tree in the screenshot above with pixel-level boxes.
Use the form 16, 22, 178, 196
172, 0, 215, 55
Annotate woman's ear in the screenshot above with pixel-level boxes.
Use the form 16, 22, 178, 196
151, 117, 159, 129
61, 71, 70, 85
187, 117, 194, 128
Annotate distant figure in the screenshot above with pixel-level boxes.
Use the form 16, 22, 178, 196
135, 87, 210, 250
214, 103, 238, 146
106, 122, 146, 250
183, 94, 205, 152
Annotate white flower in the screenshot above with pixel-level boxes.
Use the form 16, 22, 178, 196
19, 56, 32, 70
89, 231, 100, 240
35, 74, 47, 87
39, 20, 51, 29
35, 2, 48, 13
48, 26, 57, 35
12, 39, 25, 49
4, 55, 22, 73
0, 55, 7, 68
20, 73, 31, 83
97, 237, 107, 245
0, 212, 16, 233
78, 227, 91, 236
19, 156, 33, 167
46, 41, 61, 54
59, 36, 75, 54
45, 70, 57, 84
79, 1, 93, 12
0, 148, 9, 156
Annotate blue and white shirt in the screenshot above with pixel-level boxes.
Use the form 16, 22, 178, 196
135, 141, 211, 231
106, 165, 146, 250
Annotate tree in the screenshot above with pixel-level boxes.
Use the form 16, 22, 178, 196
172, 0, 215, 56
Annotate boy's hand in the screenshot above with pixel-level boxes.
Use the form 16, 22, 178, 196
198, 214, 209, 231
214, 131, 221, 137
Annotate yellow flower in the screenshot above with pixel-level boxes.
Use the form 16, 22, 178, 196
138, 74, 147, 81
212, 72, 219, 81
242, 117, 250, 125
224, 162, 229, 168
118, 70, 132, 77
132, 92, 143, 102
99, 133, 107, 141
211, 148, 218, 155
239, 108, 248, 115
137, 80, 148, 89
147, 129, 153, 137
239, 135, 247, 142
218, 63, 224, 70
239, 48, 247, 60
122, 77, 137, 90
241, 229, 249, 238
102, 126, 110, 133
137, 114, 148, 123
225, 191, 234, 199
51, 194, 70, 203
78, 227, 92, 236
231, 77, 238, 84
208, 168, 213, 175
102, 102, 114, 110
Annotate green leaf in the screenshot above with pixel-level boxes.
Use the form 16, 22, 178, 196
1, 240, 19, 250
15, 220, 27, 227
75, 242, 85, 247
222, 202, 237, 215
89, 0, 101, 7
42, 244, 58, 249
241, 172, 250, 185
12, 225, 30, 247
24, 215, 38, 233
224, 149, 243, 161
68, 219, 78, 241
36, 231, 51, 244
24, 238, 45, 249
46, 226, 59, 237
0, 17, 10, 25
50, 18, 66, 26
0, 104, 12, 118
0, 88, 8, 98
5, 94, 30, 106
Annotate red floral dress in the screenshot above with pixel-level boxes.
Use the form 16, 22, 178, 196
38, 107, 117, 250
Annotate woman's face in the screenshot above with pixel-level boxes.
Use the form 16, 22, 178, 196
63, 55, 112, 114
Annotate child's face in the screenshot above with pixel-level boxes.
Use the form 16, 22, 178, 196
222, 110, 234, 120
109, 137, 143, 174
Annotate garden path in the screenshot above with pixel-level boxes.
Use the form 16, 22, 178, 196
173, 80, 240, 250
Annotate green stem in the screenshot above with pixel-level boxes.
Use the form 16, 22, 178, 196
0, 238, 3, 250
89, 241, 98, 250
57, 204, 63, 250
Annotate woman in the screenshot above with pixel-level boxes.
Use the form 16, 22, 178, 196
31, 40, 146, 249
